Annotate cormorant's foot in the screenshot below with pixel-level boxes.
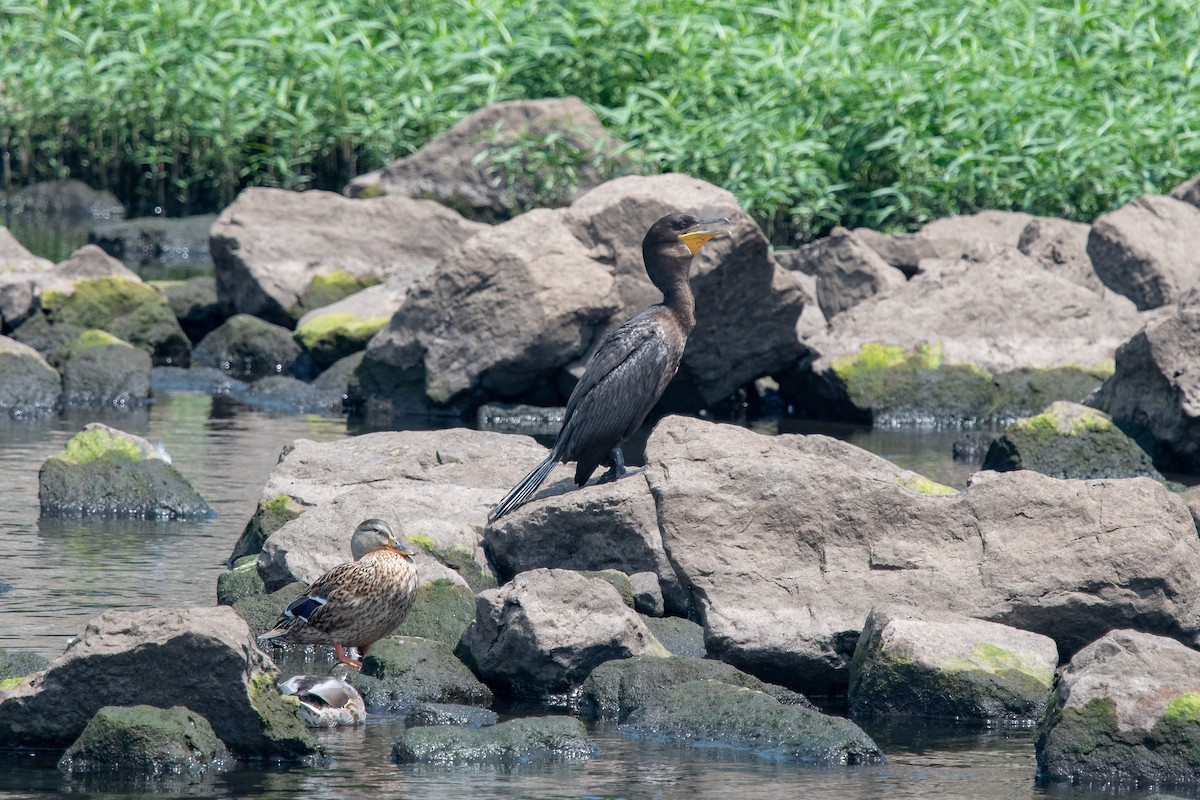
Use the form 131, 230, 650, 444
595, 448, 627, 484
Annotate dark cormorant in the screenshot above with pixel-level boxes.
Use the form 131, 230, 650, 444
488, 212, 731, 522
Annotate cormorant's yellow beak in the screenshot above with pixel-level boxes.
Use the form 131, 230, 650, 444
679, 217, 732, 254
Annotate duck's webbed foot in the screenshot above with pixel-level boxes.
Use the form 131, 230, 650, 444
333, 643, 362, 668
596, 448, 627, 484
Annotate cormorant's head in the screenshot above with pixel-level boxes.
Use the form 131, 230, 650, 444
350, 518, 417, 559
645, 212, 732, 254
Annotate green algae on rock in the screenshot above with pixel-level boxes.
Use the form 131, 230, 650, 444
293, 310, 389, 368
290, 270, 380, 319
353, 636, 494, 711
58, 705, 232, 776
228, 495, 305, 563
392, 580, 477, 647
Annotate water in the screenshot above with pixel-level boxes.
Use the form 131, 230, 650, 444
0, 391, 1192, 798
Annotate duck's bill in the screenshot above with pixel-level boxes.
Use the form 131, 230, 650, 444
388, 543, 418, 556
680, 217, 733, 253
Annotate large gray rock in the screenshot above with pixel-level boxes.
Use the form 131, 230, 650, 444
293, 278, 401, 368
191, 313, 305, 380
456, 568, 668, 696
38, 422, 213, 519
0, 227, 54, 331
351, 636, 493, 711
0, 606, 315, 758
59, 705, 232, 776
59, 330, 153, 408
211, 187, 485, 326
484, 471, 689, 615
788, 249, 1143, 424
848, 605, 1058, 721
645, 415, 1200, 691
788, 227, 906, 319
254, 428, 546, 591
392, 715, 597, 764
1090, 294, 1200, 471
39, 244, 140, 294
0, 334, 61, 415
1017, 216, 1105, 293
621, 680, 883, 765
1037, 629, 1200, 785
852, 210, 1033, 277
345, 96, 623, 220
1088, 194, 1200, 310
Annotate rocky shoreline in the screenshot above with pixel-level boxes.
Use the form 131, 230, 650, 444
2, 97, 1200, 788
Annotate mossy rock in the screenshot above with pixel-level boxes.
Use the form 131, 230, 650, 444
232, 581, 305, 640
982, 401, 1163, 480
58, 705, 231, 775
245, 668, 320, 759
39, 276, 190, 366
10, 312, 85, 368
229, 495, 305, 563
641, 617, 706, 658
60, 329, 152, 407
392, 715, 596, 764
0, 647, 50, 690
38, 424, 213, 518
581, 570, 634, 609
393, 580, 477, 646
289, 270, 380, 319
407, 535, 496, 594
293, 311, 389, 369
217, 556, 266, 606
148, 275, 224, 343
352, 636, 493, 712
191, 314, 303, 381
0, 335, 61, 415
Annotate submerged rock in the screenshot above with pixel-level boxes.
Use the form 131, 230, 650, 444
38, 422, 212, 518
620, 680, 883, 765
0, 334, 61, 415
404, 702, 498, 728
1037, 629, 1200, 786
58, 705, 232, 775
981, 401, 1163, 480
848, 605, 1058, 722
391, 715, 597, 764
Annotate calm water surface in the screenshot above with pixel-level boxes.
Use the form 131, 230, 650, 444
0, 393, 1187, 799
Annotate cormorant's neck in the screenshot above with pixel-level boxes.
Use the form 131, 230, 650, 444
661, 276, 696, 333
645, 242, 697, 333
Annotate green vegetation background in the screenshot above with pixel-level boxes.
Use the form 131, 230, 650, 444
2, 0, 1197, 240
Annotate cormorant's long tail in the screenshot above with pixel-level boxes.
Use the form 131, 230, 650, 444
488, 456, 557, 523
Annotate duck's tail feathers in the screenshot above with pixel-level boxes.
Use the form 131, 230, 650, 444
257, 625, 289, 642
488, 456, 557, 523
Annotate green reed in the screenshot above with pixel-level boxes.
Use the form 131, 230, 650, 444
2, 0, 1198, 239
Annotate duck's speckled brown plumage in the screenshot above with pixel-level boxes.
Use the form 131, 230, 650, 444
258, 518, 419, 667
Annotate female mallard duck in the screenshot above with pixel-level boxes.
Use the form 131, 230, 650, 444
258, 518, 420, 668
279, 674, 366, 727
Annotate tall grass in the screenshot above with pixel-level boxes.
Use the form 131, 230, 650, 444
2, 0, 1198, 239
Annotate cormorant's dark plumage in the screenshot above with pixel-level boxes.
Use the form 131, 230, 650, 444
488, 212, 730, 522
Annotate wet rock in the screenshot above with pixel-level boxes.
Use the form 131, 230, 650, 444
1088, 194, 1200, 310
88, 213, 216, 273
621, 680, 883, 765
848, 605, 1057, 721
309, 350, 363, 405
232, 581, 306, 639
484, 472, 688, 615
346, 96, 624, 221
784, 250, 1142, 425
0, 335, 61, 415
642, 617, 705, 658
1037, 629, 1200, 786
580, 655, 809, 721
293, 280, 397, 368
391, 715, 597, 764
404, 702, 498, 728
645, 415, 1200, 692
59, 329, 152, 408
191, 314, 303, 380
1090, 294, 1200, 472
38, 422, 213, 518
982, 401, 1162, 480
253, 429, 545, 591
0, 648, 50, 688
217, 556, 266, 606
0, 606, 316, 759
35, 273, 190, 366
352, 636, 493, 712
212, 187, 485, 326
238, 375, 343, 415
229, 495, 305, 563
787, 226, 906, 318
393, 580, 477, 647
150, 275, 225, 343
1017, 217, 1105, 293
58, 705, 232, 775
456, 568, 668, 697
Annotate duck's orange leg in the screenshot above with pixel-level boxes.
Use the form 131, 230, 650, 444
333, 643, 362, 668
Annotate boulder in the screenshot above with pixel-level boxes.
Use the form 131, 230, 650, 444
0, 606, 315, 758
211, 187, 485, 326
391, 715, 597, 764
228, 495, 305, 563
238, 375, 343, 415
851, 210, 1033, 277
88, 213, 217, 273
579, 654, 810, 721
1037, 629, 1200, 785
9, 179, 124, 220
392, 580, 477, 647
456, 568, 668, 696
1088, 194, 1200, 310
787, 226, 906, 318
191, 313, 305, 381
345, 96, 624, 220
293, 279, 399, 368
217, 556, 265, 606
150, 275, 225, 344
38, 244, 140, 293
0, 226, 54, 330
1171, 173, 1200, 208
620, 680, 883, 765
38, 422, 213, 518
59, 705, 232, 775
645, 416, 1200, 692
785, 250, 1143, 424
350, 636, 493, 711
918, 210, 1034, 248
404, 702, 498, 728
59, 329, 152, 408
848, 605, 1058, 721
1090, 294, 1200, 471
982, 401, 1163, 480
1017, 216, 1105, 293
484, 471, 689, 615
0, 335, 61, 415
642, 617, 706, 658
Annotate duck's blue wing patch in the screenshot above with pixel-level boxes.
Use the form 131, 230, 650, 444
284, 594, 328, 622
